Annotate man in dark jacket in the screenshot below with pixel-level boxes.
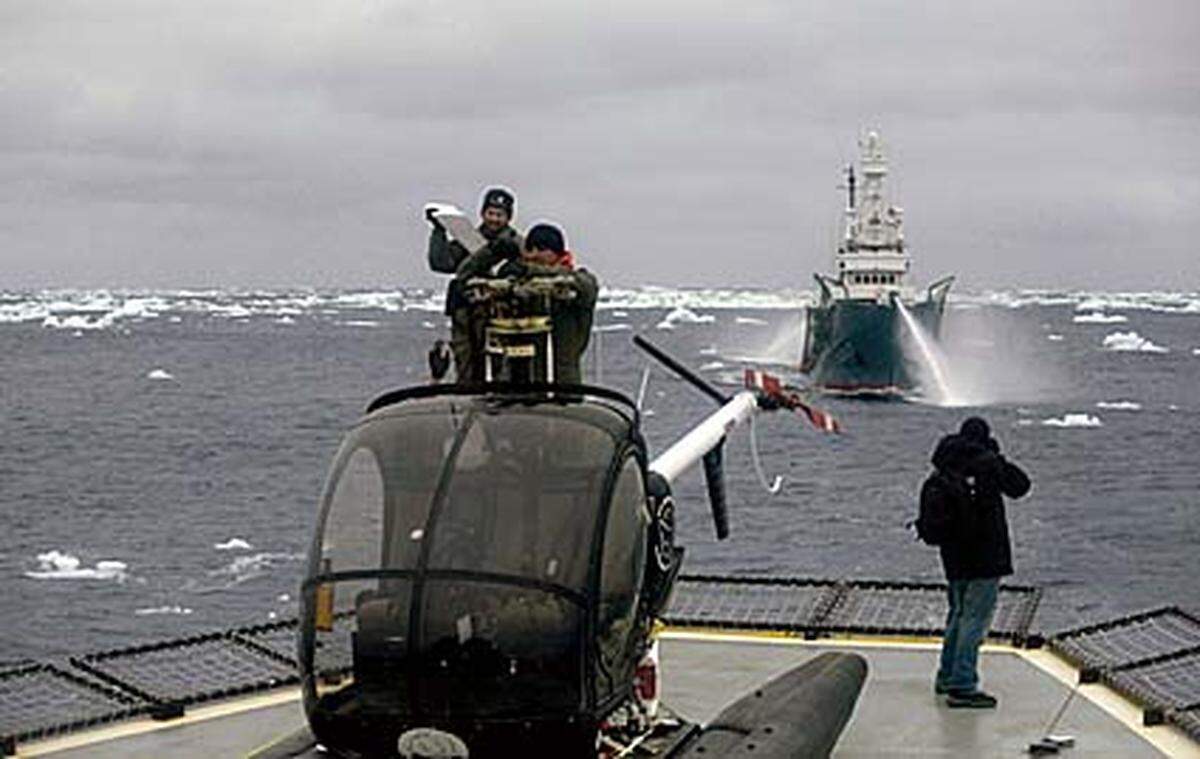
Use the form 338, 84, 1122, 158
426, 187, 524, 382
931, 416, 1030, 708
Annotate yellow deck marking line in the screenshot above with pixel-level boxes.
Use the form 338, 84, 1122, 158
18, 687, 303, 757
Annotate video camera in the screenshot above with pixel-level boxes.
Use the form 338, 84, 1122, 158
463, 274, 577, 385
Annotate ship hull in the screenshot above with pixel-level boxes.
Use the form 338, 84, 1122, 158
801, 298, 946, 396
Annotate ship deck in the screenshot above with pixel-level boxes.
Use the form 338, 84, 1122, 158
13, 633, 1198, 758
6, 577, 1200, 757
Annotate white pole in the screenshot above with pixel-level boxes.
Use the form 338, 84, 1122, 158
649, 392, 758, 485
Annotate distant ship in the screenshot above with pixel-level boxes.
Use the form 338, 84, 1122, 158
800, 131, 954, 396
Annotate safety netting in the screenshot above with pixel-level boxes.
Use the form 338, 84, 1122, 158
1049, 607, 1200, 733
0, 663, 143, 743
1049, 607, 1200, 670
663, 575, 1041, 642
4, 580, 1199, 753
72, 632, 299, 706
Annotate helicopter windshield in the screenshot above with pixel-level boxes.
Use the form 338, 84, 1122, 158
301, 392, 639, 729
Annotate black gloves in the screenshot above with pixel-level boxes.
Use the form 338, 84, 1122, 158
425, 207, 443, 227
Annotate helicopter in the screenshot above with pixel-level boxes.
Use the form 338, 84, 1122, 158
288, 272, 866, 758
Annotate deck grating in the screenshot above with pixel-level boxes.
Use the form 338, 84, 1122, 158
1170, 708, 1200, 743
72, 634, 299, 706
0, 664, 143, 743
1104, 651, 1200, 711
1050, 607, 1200, 670
1, 577, 1197, 752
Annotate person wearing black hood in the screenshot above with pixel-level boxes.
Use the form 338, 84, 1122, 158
426, 187, 524, 382
930, 416, 1030, 708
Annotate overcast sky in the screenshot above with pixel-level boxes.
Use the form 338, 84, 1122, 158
2, 1, 1197, 291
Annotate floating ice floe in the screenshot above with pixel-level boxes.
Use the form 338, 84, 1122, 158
1102, 331, 1168, 353
25, 550, 128, 581
735, 316, 768, 326
214, 538, 253, 551
135, 606, 193, 616
1073, 312, 1128, 324
1047, 334, 1064, 341
147, 368, 174, 381
699, 361, 725, 371
1096, 401, 1142, 411
655, 306, 715, 330
1042, 414, 1103, 428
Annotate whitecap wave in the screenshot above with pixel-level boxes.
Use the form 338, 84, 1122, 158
1102, 331, 1168, 353
135, 605, 193, 616
655, 306, 715, 330
1096, 401, 1142, 411
593, 323, 632, 333
699, 361, 725, 371
24, 550, 128, 581
341, 320, 380, 328
735, 316, 768, 326
1073, 312, 1128, 324
1047, 334, 1064, 341
1042, 414, 1103, 428
214, 538, 253, 551
147, 368, 174, 381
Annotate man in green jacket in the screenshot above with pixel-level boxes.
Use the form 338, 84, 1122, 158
426, 187, 524, 382
502, 222, 598, 384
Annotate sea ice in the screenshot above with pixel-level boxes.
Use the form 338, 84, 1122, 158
1042, 414, 1103, 428
1073, 312, 1128, 324
1096, 401, 1142, 411
1102, 331, 1168, 353
25, 550, 128, 580
655, 306, 715, 330
214, 538, 253, 551
147, 368, 174, 381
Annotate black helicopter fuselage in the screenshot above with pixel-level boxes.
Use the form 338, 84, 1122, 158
298, 383, 679, 757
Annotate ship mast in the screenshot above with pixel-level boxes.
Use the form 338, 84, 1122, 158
836, 131, 911, 302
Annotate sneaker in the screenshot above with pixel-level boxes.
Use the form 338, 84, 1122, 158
946, 690, 998, 709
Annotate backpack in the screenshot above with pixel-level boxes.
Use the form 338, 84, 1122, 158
913, 469, 973, 546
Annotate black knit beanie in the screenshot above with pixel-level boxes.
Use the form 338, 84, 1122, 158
481, 187, 515, 218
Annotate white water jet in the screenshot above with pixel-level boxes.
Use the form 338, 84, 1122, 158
895, 300, 956, 405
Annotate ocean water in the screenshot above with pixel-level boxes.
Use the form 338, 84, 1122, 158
2, 287, 1198, 663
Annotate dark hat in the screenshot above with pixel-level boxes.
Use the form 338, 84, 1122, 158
960, 416, 990, 442
481, 187, 515, 218
525, 223, 566, 254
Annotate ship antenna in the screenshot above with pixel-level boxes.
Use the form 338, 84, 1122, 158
846, 164, 856, 211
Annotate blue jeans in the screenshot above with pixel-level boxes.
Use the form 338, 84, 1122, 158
936, 578, 999, 693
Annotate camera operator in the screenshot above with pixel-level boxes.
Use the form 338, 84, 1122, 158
426, 187, 524, 383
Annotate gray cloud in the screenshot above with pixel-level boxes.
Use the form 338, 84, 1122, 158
1, 0, 1197, 289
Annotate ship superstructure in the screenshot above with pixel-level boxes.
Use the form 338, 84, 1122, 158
801, 131, 953, 395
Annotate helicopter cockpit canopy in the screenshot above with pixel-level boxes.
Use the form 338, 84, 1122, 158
299, 386, 651, 753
